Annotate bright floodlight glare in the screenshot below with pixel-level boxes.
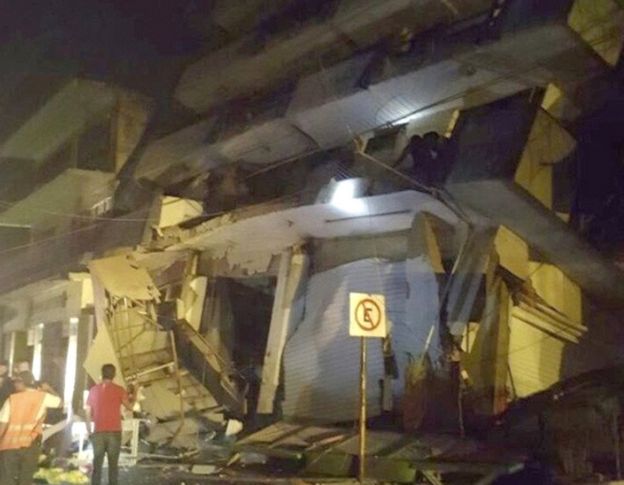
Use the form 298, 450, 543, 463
330, 179, 356, 204
32, 323, 44, 381
64, 319, 78, 413
329, 179, 366, 214
72, 421, 88, 437
392, 110, 425, 126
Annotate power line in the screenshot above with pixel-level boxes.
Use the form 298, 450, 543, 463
0, 209, 151, 257
0, 199, 157, 223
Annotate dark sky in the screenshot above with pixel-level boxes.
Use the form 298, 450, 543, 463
0, 0, 206, 98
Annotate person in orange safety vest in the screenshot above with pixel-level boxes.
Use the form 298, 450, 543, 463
0, 371, 61, 485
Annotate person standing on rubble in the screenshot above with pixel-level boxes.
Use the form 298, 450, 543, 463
86, 364, 135, 485
0, 371, 62, 485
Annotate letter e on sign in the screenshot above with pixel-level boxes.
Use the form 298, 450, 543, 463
349, 293, 387, 338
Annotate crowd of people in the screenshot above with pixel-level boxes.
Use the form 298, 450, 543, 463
0, 360, 61, 485
0, 360, 58, 409
0, 361, 134, 485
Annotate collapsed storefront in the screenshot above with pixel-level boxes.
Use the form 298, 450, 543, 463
78, 168, 621, 483
1, 0, 624, 482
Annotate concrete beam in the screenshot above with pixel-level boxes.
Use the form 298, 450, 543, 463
139, 1, 605, 186
210, 0, 291, 36
0, 168, 116, 232
1, 79, 117, 163
447, 179, 624, 304
445, 89, 624, 305
169, 191, 458, 273
257, 248, 309, 415
176, 0, 492, 113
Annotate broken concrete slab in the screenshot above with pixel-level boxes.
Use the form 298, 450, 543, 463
169, 191, 458, 275
494, 226, 530, 280
191, 464, 219, 475
83, 322, 125, 386
88, 254, 161, 301
234, 422, 525, 483
157, 196, 203, 229
147, 419, 202, 448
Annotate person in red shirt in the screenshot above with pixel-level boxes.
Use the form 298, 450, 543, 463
86, 364, 134, 485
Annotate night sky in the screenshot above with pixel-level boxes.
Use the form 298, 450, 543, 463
0, 0, 206, 99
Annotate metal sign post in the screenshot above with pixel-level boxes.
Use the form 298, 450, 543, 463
349, 292, 387, 484
359, 336, 367, 483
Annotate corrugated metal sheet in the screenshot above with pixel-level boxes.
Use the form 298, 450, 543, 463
508, 295, 587, 397
282, 257, 439, 422
508, 316, 566, 398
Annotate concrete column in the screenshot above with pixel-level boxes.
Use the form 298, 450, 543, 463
74, 314, 95, 411
31, 324, 44, 381
4, 332, 16, 370
257, 247, 308, 415
407, 213, 444, 271
446, 226, 496, 337
492, 281, 511, 415
7, 331, 28, 374
63, 318, 79, 414
461, 252, 511, 416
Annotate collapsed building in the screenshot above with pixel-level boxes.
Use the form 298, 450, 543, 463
1, 0, 624, 482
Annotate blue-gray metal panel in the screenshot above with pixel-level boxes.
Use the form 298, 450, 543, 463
282, 257, 439, 422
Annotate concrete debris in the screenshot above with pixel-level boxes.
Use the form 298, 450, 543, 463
147, 419, 201, 448
81, 252, 246, 475
238, 452, 268, 466
225, 419, 243, 437
83, 322, 125, 386
88, 254, 160, 301
2, 2, 624, 485
233, 422, 525, 483
158, 196, 203, 229
191, 464, 219, 475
